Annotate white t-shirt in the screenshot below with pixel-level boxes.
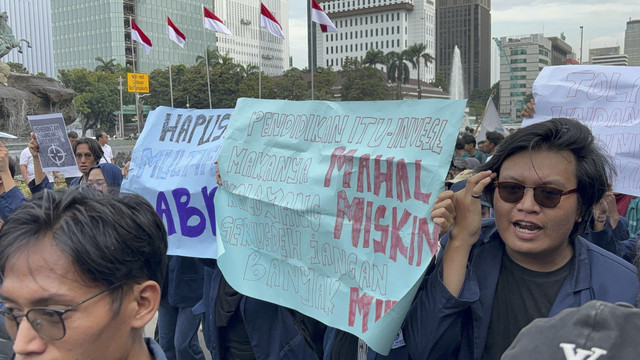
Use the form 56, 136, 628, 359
100, 144, 113, 164
19, 147, 55, 182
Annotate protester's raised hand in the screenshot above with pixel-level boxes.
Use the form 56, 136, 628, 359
603, 191, 619, 229
28, 135, 40, 158
445, 171, 494, 246
0, 141, 9, 174
215, 160, 222, 186
122, 161, 130, 178
520, 98, 536, 119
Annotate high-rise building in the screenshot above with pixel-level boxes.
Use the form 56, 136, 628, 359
315, 0, 436, 83
624, 19, 640, 66
497, 34, 551, 119
0, 0, 55, 77
547, 35, 574, 66
212, 0, 290, 76
590, 46, 628, 66
436, 0, 491, 95
51, 1, 213, 75
51, 1, 289, 77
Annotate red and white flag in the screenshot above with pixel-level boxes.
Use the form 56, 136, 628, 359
203, 6, 232, 35
131, 19, 152, 54
167, 17, 186, 47
260, 3, 284, 39
311, 0, 337, 33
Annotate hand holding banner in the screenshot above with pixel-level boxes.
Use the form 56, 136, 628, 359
214, 98, 466, 354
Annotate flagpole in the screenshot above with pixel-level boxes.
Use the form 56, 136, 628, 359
473, 90, 496, 137
169, 65, 174, 107
308, 0, 314, 100
130, 17, 141, 135
202, 4, 212, 108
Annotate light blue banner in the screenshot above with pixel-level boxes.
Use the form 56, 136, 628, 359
215, 98, 466, 354
121, 106, 232, 258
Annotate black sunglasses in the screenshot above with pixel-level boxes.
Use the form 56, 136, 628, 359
494, 181, 577, 208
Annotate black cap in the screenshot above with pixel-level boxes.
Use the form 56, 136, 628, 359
502, 301, 640, 360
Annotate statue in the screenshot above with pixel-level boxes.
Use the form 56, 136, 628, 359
0, 11, 31, 59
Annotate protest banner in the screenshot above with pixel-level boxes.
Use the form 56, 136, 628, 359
215, 98, 466, 354
27, 113, 77, 173
526, 65, 640, 196
121, 106, 232, 258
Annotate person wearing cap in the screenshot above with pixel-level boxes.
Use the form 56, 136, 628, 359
503, 300, 640, 359
402, 118, 638, 360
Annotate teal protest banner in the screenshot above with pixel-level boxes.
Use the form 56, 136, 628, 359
215, 98, 466, 354
121, 106, 232, 258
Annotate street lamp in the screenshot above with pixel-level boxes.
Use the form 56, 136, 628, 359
136, 93, 150, 135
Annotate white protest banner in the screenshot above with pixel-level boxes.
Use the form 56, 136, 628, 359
27, 113, 78, 173
121, 106, 232, 258
527, 65, 640, 196
215, 98, 466, 354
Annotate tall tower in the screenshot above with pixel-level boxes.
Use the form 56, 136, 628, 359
436, 0, 491, 95
625, 19, 640, 66
315, 0, 437, 83
212, 0, 290, 76
0, 0, 55, 76
51, 1, 216, 74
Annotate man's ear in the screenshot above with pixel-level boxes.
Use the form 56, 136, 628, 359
129, 280, 161, 329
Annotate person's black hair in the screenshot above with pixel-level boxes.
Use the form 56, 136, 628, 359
0, 187, 168, 310
95, 131, 105, 142
68, 130, 78, 139
485, 131, 505, 146
8, 157, 15, 179
74, 137, 104, 162
462, 133, 476, 147
455, 137, 465, 150
478, 118, 615, 240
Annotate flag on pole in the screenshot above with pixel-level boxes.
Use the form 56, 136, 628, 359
311, 0, 337, 33
260, 3, 284, 39
167, 17, 186, 47
474, 95, 503, 142
131, 19, 152, 54
203, 6, 232, 35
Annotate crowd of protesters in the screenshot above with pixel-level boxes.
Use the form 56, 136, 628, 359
0, 110, 639, 360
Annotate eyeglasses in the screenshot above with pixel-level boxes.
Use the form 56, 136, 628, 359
0, 282, 122, 341
89, 180, 107, 190
75, 153, 93, 160
494, 181, 578, 208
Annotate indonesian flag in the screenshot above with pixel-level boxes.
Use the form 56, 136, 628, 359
203, 6, 232, 35
311, 0, 337, 33
131, 19, 152, 54
260, 3, 284, 39
167, 17, 186, 47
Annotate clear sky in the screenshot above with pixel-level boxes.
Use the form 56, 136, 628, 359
288, 0, 640, 81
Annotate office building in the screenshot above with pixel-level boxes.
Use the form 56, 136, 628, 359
213, 0, 290, 76
436, 0, 491, 95
590, 46, 628, 66
497, 34, 551, 119
315, 0, 436, 83
624, 19, 640, 66
547, 35, 574, 65
51, 0, 216, 75
0, 0, 55, 77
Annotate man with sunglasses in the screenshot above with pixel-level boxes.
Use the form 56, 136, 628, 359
0, 187, 168, 360
403, 118, 639, 360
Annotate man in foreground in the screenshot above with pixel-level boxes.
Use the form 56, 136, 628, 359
0, 187, 168, 359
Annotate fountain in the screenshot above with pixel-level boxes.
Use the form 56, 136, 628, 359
449, 45, 469, 128
449, 45, 465, 100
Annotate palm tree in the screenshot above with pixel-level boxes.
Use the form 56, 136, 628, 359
94, 57, 119, 73
387, 51, 411, 100
362, 49, 389, 80
195, 46, 220, 68
239, 64, 259, 78
404, 43, 435, 99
